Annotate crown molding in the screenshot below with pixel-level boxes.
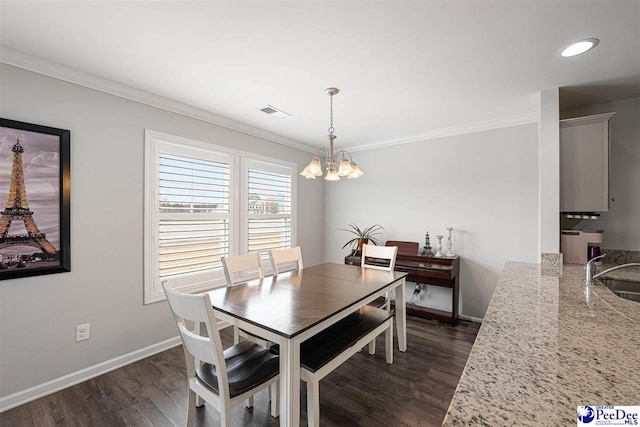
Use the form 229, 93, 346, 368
0, 45, 317, 154
344, 112, 539, 152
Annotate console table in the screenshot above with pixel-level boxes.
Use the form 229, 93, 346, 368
345, 243, 460, 324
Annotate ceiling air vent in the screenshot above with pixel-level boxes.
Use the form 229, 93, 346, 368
259, 104, 291, 118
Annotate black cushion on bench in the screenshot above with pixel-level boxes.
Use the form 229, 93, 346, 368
367, 296, 388, 309
196, 340, 279, 398
299, 305, 393, 373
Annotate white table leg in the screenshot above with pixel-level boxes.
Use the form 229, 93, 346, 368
396, 277, 407, 352
279, 338, 300, 427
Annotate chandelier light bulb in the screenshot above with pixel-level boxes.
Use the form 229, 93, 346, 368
309, 159, 323, 176
348, 164, 364, 179
338, 160, 352, 176
325, 169, 340, 181
299, 165, 316, 179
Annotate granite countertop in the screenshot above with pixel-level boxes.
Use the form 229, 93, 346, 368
443, 261, 640, 426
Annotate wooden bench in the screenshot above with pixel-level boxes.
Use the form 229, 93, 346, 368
300, 305, 394, 427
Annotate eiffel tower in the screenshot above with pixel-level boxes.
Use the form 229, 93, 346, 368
0, 139, 56, 256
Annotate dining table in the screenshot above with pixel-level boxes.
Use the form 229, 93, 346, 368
205, 262, 408, 427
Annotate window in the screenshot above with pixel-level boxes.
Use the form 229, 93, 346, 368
144, 130, 296, 303
243, 159, 294, 268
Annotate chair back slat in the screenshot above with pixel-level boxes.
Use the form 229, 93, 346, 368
361, 244, 398, 272
162, 283, 211, 323
221, 253, 264, 286
269, 247, 303, 274
177, 323, 218, 364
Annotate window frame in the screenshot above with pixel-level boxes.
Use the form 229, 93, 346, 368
241, 157, 297, 276
144, 129, 297, 304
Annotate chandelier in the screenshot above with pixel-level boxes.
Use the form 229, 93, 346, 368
300, 88, 364, 181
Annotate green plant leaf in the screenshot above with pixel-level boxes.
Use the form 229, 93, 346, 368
338, 223, 384, 249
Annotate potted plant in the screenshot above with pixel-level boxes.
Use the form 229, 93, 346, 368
339, 223, 384, 253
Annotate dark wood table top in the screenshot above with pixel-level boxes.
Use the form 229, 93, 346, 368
205, 262, 407, 339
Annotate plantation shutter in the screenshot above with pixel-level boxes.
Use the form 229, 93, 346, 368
244, 159, 295, 262
158, 153, 230, 278
145, 134, 234, 303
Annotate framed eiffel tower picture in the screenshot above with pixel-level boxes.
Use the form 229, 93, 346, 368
0, 118, 70, 280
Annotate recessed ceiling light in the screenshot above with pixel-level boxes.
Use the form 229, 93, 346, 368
561, 38, 599, 57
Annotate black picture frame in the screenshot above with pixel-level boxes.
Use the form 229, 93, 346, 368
0, 118, 70, 280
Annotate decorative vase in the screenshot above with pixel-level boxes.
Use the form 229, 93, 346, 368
434, 235, 444, 257
357, 238, 369, 251
445, 227, 455, 257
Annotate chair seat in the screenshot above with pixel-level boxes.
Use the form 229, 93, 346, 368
300, 306, 394, 373
367, 296, 388, 309
196, 340, 279, 398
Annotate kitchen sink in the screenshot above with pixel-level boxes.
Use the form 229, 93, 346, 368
599, 278, 640, 303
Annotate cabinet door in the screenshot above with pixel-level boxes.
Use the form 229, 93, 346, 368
560, 117, 610, 212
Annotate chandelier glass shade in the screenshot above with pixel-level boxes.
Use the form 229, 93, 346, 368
300, 87, 364, 181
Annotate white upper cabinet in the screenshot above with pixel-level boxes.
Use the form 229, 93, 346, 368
560, 112, 615, 213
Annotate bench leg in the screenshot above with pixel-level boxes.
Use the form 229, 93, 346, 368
306, 380, 320, 427
195, 395, 205, 407
385, 319, 393, 364
233, 326, 240, 344
368, 338, 376, 355
245, 395, 254, 408
269, 381, 279, 418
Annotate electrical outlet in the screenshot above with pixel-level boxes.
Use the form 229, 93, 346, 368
76, 323, 90, 342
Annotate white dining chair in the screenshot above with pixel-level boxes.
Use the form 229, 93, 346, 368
162, 280, 279, 427
221, 253, 271, 347
269, 246, 303, 274
221, 252, 264, 286
361, 244, 398, 355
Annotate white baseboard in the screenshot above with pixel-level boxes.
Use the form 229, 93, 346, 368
0, 336, 182, 413
459, 313, 484, 323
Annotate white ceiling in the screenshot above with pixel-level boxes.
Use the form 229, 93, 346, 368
1, 1, 639, 151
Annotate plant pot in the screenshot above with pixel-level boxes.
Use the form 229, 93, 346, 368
357, 238, 369, 251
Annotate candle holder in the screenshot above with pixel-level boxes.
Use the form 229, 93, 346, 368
445, 227, 455, 257
434, 235, 444, 257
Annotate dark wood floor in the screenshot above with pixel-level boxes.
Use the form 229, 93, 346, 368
0, 317, 479, 427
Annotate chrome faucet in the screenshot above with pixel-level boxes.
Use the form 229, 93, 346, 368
585, 253, 640, 285
585, 254, 607, 285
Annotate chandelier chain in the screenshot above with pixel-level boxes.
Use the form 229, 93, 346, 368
328, 93, 334, 135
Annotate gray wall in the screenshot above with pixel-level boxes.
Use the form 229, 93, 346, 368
561, 97, 640, 250
323, 124, 539, 319
0, 64, 324, 399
